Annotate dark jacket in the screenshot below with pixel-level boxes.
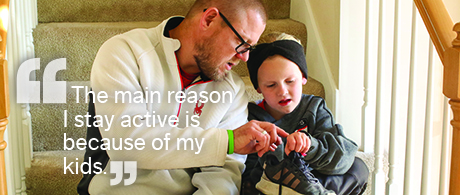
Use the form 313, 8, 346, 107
244, 94, 358, 183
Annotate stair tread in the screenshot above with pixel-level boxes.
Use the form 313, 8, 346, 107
26, 150, 84, 195
38, 0, 290, 23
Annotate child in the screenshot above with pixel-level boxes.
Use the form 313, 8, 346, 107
242, 33, 369, 195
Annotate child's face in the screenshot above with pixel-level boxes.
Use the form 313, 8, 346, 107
257, 55, 307, 120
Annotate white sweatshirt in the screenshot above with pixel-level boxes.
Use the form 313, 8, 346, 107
87, 17, 249, 195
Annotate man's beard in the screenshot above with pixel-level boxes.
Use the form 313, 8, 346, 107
193, 39, 229, 82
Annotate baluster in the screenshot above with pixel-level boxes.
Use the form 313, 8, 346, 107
449, 100, 460, 194
373, 0, 387, 194
0, 59, 9, 195
387, 0, 403, 193
453, 23, 460, 48
447, 22, 460, 195
0, 0, 10, 193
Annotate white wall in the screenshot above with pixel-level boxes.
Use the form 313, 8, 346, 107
307, 0, 340, 87
290, 0, 338, 117
337, 0, 367, 149
443, 0, 460, 23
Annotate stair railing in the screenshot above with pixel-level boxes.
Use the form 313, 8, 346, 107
0, 0, 9, 194
413, 0, 460, 194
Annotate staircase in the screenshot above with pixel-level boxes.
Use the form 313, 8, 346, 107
26, 0, 325, 194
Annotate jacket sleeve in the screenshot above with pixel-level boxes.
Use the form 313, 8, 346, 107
303, 97, 358, 175
194, 72, 249, 192
214, 71, 250, 166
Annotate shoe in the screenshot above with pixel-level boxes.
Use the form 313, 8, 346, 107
256, 152, 336, 195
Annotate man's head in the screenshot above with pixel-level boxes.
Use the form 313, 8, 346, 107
183, 0, 267, 81
247, 34, 307, 119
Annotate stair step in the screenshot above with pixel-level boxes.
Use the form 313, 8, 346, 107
31, 82, 90, 151
26, 150, 84, 195
38, 0, 291, 23
33, 21, 161, 82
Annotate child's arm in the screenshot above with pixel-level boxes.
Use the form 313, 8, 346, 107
303, 97, 358, 175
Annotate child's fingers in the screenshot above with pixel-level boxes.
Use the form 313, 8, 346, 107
301, 134, 311, 155
284, 144, 291, 156
287, 135, 297, 151
294, 134, 305, 153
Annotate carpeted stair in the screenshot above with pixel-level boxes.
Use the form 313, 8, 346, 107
28, 0, 327, 194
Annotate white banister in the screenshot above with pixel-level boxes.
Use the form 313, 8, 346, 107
5, 0, 37, 194
362, 0, 378, 154
386, 0, 403, 193
22, 0, 35, 169
362, 0, 371, 153
372, 0, 387, 194
403, 3, 419, 195
6, 1, 27, 194
420, 41, 435, 195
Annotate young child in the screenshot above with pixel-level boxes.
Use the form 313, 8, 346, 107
242, 33, 369, 195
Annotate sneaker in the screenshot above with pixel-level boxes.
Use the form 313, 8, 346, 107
256, 152, 336, 195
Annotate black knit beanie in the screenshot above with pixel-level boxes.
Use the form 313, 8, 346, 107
247, 40, 308, 89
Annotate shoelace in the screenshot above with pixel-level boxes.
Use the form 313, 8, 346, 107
293, 156, 319, 184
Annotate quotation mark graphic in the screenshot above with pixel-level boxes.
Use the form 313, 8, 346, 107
17, 58, 67, 103
110, 161, 137, 186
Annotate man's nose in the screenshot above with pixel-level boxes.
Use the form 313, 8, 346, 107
235, 51, 249, 62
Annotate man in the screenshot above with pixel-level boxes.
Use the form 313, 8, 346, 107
77, 0, 288, 194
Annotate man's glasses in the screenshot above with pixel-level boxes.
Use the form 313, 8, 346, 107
204, 9, 255, 54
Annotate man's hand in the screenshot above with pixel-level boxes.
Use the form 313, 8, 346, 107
285, 132, 310, 156
232, 120, 288, 157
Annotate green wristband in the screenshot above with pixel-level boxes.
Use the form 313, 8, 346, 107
227, 130, 234, 154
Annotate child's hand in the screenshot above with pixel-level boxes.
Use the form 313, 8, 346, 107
285, 132, 310, 156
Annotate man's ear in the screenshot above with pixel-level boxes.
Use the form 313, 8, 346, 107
256, 88, 262, 94
200, 7, 219, 30
302, 77, 307, 85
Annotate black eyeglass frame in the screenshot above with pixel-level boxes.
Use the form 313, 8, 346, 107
204, 9, 255, 54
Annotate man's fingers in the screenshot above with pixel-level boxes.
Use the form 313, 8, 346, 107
255, 142, 265, 152
270, 143, 277, 151
256, 144, 269, 157
256, 121, 278, 144
255, 125, 272, 154
234, 120, 286, 157
256, 121, 287, 151
275, 136, 283, 146
268, 126, 278, 145
275, 126, 289, 137
257, 121, 288, 138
